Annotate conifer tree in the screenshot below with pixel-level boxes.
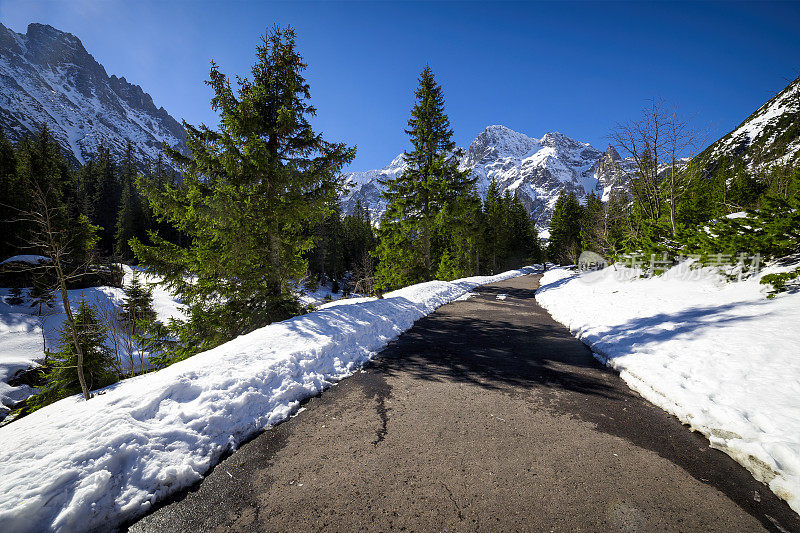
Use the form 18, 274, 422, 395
132, 25, 355, 355
579, 191, 604, 254
435, 190, 482, 279
119, 273, 157, 333
0, 128, 22, 259
7, 285, 25, 306
547, 190, 583, 264
89, 145, 121, 256
481, 180, 508, 273
29, 277, 55, 316
115, 142, 146, 260
375, 66, 475, 289
30, 299, 117, 410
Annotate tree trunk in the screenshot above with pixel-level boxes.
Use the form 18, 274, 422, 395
55, 258, 90, 401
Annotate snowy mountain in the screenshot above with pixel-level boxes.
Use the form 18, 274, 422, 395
0, 23, 186, 167
341, 153, 408, 224
342, 125, 623, 229
464, 126, 604, 226
695, 73, 800, 173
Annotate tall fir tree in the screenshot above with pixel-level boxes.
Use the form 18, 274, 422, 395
375, 65, 475, 288
132, 25, 355, 356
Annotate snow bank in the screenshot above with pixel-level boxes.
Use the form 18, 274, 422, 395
0, 266, 538, 532
535, 264, 800, 514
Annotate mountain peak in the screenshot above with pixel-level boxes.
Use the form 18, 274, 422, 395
469, 124, 540, 161
604, 144, 621, 161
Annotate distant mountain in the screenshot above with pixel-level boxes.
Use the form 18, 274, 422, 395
342, 125, 626, 230
695, 73, 800, 174
0, 22, 186, 167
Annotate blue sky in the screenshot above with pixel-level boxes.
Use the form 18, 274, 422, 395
1, 1, 799, 170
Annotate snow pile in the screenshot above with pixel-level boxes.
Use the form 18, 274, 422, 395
535, 264, 800, 513
0, 266, 538, 532
0, 266, 184, 417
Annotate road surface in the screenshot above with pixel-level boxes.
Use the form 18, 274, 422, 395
128, 274, 799, 532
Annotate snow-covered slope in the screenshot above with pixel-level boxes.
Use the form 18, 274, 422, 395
341, 153, 408, 224
0, 23, 186, 166
536, 263, 800, 515
341, 125, 624, 230
696, 73, 800, 172
0, 266, 185, 420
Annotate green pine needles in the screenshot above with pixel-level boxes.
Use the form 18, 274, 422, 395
30, 299, 118, 410
131, 25, 355, 356
375, 66, 477, 289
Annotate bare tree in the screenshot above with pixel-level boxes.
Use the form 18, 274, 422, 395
664, 107, 709, 235
610, 98, 669, 222
611, 98, 708, 235
18, 180, 95, 400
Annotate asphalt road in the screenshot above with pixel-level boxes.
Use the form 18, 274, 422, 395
128, 274, 800, 532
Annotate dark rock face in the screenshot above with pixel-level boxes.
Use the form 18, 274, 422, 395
0, 22, 186, 167
593, 145, 633, 200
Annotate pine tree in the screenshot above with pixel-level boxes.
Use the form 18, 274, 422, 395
6, 285, 25, 306
0, 127, 22, 259
579, 191, 604, 254
547, 190, 583, 264
30, 299, 117, 410
481, 180, 509, 273
28, 276, 55, 316
376, 66, 475, 288
115, 142, 146, 260
132, 25, 355, 355
89, 145, 121, 256
119, 273, 157, 333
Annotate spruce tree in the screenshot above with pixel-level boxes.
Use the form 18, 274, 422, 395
132, 25, 355, 355
30, 299, 117, 410
547, 190, 583, 264
481, 180, 508, 273
115, 142, 145, 260
6, 285, 25, 306
29, 277, 55, 316
375, 66, 475, 288
119, 273, 157, 333
0, 128, 22, 259
89, 145, 121, 256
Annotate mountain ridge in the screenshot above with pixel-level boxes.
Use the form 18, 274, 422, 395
0, 22, 186, 167
342, 125, 617, 230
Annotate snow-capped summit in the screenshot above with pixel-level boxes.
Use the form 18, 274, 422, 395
466, 124, 542, 161
343, 125, 613, 230
0, 22, 187, 167
464, 126, 603, 226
